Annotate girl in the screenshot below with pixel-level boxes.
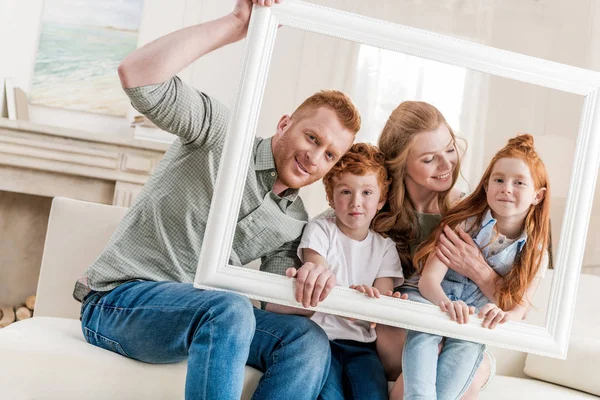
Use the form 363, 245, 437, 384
374, 101, 498, 398
402, 134, 550, 400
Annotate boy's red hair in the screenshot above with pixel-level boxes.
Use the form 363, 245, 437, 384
323, 143, 391, 231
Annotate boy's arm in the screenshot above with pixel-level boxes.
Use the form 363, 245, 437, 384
418, 254, 451, 306
373, 277, 394, 295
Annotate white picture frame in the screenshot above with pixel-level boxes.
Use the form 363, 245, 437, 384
194, 0, 600, 358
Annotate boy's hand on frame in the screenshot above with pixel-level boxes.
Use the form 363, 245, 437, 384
350, 284, 381, 298
286, 263, 336, 308
382, 290, 409, 300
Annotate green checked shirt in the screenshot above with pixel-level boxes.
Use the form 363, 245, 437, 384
73, 76, 308, 301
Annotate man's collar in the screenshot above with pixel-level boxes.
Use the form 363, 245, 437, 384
255, 137, 276, 171
255, 137, 300, 202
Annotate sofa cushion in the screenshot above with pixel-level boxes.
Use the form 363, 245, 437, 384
524, 336, 600, 397
481, 376, 598, 399
0, 317, 261, 400
3, 318, 598, 399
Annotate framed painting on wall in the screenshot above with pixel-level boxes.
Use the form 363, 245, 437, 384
29, 0, 143, 117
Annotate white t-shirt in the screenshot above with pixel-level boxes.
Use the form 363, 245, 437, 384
298, 214, 404, 343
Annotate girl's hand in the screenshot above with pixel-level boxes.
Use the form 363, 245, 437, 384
478, 303, 508, 329
440, 300, 476, 324
436, 225, 486, 280
350, 284, 381, 298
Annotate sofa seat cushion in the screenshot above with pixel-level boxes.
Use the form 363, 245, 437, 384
524, 336, 600, 397
2, 318, 597, 400
481, 376, 598, 399
0, 317, 261, 400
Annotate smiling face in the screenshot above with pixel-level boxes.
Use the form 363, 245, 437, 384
404, 124, 458, 194
331, 172, 385, 241
486, 157, 545, 223
271, 106, 355, 194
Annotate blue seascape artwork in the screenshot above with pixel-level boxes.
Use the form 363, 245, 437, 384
30, 0, 143, 117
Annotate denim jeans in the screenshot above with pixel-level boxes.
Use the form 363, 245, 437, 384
401, 286, 485, 400
81, 280, 331, 400
318, 339, 388, 400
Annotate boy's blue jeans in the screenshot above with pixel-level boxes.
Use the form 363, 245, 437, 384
80, 280, 331, 400
319, 339, 388, 400
401, 287, 485, 400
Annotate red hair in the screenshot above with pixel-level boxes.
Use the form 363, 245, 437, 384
372, 101, 462, 276
323, 143, 391, 229
413, 134, 550, 310
291, 90, 361, 135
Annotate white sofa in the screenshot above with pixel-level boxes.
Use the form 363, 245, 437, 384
0, 197, 598, 399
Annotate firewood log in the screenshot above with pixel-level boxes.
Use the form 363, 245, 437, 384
15, 306, 32, 321
0, 306, 15, 328
25, 295, 36, 311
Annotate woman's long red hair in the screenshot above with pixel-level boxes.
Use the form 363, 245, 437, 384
413, 134, 551, 310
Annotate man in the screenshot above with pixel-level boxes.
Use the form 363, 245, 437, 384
73, 0, 360, 399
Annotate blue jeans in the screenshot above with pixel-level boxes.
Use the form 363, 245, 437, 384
401, 287, 485, 400
319, 339, 388, 400
81, 280, 331, 400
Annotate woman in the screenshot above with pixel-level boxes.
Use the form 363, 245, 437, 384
373, 101, 498, 398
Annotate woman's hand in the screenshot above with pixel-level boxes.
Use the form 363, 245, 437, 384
440, 300, 476, 324
436, 225, 485, 279
478, 303, 508, 329
436, 225, 500, 302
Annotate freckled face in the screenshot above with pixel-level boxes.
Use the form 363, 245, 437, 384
272, 107, 354, 191
331, 172, 385, 241
405, 124, 458, 193
486, 157, 544, 221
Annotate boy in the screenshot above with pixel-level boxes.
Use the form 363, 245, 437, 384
299, 143, 404, 399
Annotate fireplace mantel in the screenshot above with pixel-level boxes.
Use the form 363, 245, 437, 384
0, 118, 168, 207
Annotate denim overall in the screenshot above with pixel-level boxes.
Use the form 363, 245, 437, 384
403, 209, 526, 400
